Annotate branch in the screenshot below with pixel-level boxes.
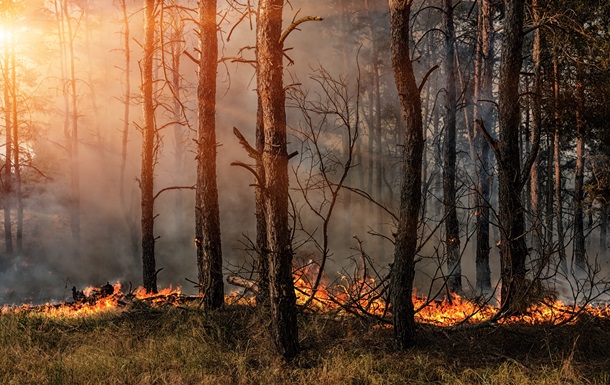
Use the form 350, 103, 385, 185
279, 16, 323, 46
233, 126, 259, 160
418, 64, 440, 94
226, 274, 259, 293
230, 161, 265, 189
519, 118, 541, 191
153, 185, 195, 202
475, 119, 501, 166
183, 49, 199, 65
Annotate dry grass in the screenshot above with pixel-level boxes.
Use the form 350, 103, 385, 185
1, 304, 609, 384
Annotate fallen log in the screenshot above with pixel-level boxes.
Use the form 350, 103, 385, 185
226, 275, 259, 293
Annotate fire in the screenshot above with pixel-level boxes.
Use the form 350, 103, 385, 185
1, 274, 609, 327
0, 282, 184, 318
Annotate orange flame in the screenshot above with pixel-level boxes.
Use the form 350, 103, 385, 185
1, 276, 608, 326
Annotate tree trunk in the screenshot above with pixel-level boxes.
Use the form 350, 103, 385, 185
141, 0, 157, 293
573, 78, 586, 273
117, 0, 140, 263
255, 93, 270, 307
497, 0, 528, 313
530, 0, 542, 258
62, 0, 80, 246
443, 0, 461, 293
601, 205, 607, 254
195, 0, 224, 309
473, 0, 494, 293
10, 30, 22, 253
3, 39, 13, 255
553, 53, 567, 273
171, 22, 185, 232
257, 0, 299, 359
389, 0, 423, 349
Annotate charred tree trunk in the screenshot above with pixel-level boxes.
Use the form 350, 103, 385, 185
389, 0, 423, 349
443, 0, 461, 293
195, 0, 224, 309
496, 0, 528, 313
141, 0, 157, 293
573, 78, 586, 273
257, 0, 299, 359
473, 0, 494, 293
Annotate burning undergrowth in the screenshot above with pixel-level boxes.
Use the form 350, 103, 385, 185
2, 264, 609, 328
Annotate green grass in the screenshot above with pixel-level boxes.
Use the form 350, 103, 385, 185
1, 304, 609, 384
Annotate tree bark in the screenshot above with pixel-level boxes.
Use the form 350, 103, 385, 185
530, 0, 543, 258
601, 205, 607, 254
257, 0, 299, 359
573, 78, 586, 273
389, 0, 423, 349
497, 0, 528, 312
255, 92, 270, 307
473, 0, 494, 293
141, 0, 157, 293
553, 53, 568, 273
195, 0, 224, 309
442, 0, 461, 293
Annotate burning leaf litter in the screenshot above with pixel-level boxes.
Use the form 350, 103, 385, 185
3, 275, 607, 328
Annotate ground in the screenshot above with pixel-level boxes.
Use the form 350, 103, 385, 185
1, 304, 609, 384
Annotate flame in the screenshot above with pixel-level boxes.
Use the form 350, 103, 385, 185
1, 275, 608, 327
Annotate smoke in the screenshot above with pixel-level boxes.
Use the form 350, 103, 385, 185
1, 0, 607, 307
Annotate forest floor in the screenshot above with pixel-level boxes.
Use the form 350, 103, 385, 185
1, 303, 609, 385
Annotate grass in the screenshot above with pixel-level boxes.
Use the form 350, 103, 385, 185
1, 303, 609, 384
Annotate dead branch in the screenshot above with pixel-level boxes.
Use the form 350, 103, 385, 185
279, 16, 324, 46
233, 126, 260, 160
153, 185, 195, 202
230, 161, 265, 189
226, 274, 260, 293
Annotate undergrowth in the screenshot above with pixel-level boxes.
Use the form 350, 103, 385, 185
1, 304, 609, 384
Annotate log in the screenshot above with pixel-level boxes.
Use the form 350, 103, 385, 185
226, 275, 259, 293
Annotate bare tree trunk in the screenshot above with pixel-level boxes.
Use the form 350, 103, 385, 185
601, 205, 607, 254
10, 30, 21, 253
553, 53, 567, 273
389, 0, 423, 349
257, 0, 299, 359
195, 0, 224, 309
141, 0, 157, 293
443, 0, 461, 293
474, 0, 494, 293
117, 0, 139, 263
255, 93, 270, 307
3, 40, 13, 255
573, 78, 586, 273
171, 21, 185, 232
530, 0, 542, 257
496, 0, 528, 313
62, 0, 80, 246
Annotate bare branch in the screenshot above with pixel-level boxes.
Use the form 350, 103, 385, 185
279, 16, 323, 46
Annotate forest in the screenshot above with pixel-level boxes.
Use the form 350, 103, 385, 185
1, 0, 610, 383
